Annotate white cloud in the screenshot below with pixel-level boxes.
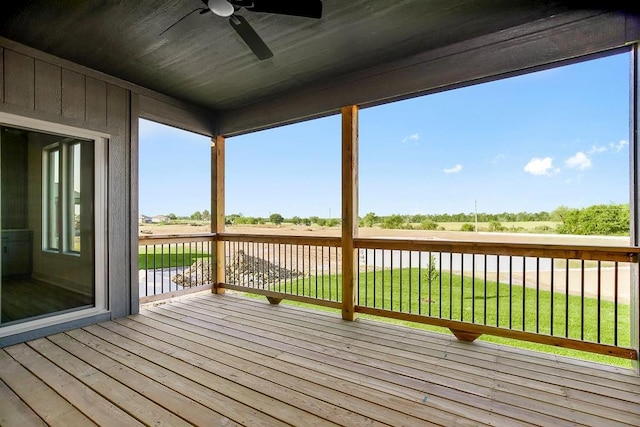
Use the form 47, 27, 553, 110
587, 144, 607, 154
610, 139, 628, 152
443, 164, 463, 174
524, 157, 554, 176
492, 154, 505, 164
401, 133, 419, 143
565, 151, 592, 170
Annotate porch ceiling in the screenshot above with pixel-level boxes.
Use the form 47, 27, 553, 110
0, 1, 636, 135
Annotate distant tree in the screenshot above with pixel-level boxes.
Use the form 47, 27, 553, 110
190, 211, 202, 221
460, 223, 475, 232
557, 204, 629, 236
550, 206, 571, 222
316, 218, 327, 226
382, 214, 405, 229
301, 217, 311, 226
167, 213, 177, 220
326, 218, 340, 227
488, 221, 504, 232
290, 216, 302, 225
269, 213, 284, 225
420, 219, 438, 230
361, 212, 378, 227
202, 209, 211, 221
309, 216, 320, 225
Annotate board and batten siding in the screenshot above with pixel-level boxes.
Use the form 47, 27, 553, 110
0, 43, 132, 343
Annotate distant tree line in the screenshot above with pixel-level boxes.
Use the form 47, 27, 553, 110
169, 203, 630, 236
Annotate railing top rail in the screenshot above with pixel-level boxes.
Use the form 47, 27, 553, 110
355, 237, 640, 262
138, 232, 640, 262
138, 233, 216, 245
218, 232, 342, 247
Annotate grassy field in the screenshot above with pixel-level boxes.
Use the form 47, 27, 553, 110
138, 245, 209, 270
248, 268, 631, 367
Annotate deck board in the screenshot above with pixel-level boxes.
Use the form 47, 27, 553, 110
1, 292, 639, 426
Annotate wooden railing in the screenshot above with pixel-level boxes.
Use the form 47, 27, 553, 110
138, 232, 639, 360
355, 238, 638, 359
138, 233, 215, 303
218, 233, 342, 308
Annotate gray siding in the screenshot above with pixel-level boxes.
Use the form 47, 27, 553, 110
0, 44, 132, 327
0, 40, 214, 345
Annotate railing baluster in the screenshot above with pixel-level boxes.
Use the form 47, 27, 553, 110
581, 259, 585, 341
550, 258, 555, 336
439, 252, 442, 319
565, 258, 569, 338
460, 252, 464, 322
448, 252, 453, 319
614, 261, 619, 346
597, 260, 601, 343
496, 255, 500, 327
521, 256, 525, 331
472, 253, 475, 324
418, 251, 422, 316
483, 254, 487, 325
508, 256, 512, 330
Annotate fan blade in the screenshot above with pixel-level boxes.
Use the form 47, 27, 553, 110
229, 15, 273, 60
242, 0, 322, 19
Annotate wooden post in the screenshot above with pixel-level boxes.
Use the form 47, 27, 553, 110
631, 43, 640, 373
342, 105, 359, 320
212, 135, 225, 294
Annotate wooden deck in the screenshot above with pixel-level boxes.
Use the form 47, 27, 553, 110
1, 293, 639, 426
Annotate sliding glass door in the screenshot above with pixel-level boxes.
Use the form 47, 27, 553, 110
0, 124, 97, 327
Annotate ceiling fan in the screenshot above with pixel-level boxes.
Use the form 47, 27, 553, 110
161, 0, 323, 60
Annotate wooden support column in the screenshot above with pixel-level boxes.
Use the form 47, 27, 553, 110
212, 135, 225, 294
342, 105, 359, 320
631, 43, 640, 373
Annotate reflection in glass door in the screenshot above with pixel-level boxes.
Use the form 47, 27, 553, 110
0, 125, 95, 326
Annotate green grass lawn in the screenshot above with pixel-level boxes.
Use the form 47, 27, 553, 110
247, 268, 632, 367
138, 245, 209, 270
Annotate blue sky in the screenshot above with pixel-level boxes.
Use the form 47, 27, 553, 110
139, 50, 630, 218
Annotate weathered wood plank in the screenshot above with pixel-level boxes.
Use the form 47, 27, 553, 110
0, 349, 95, 426
4, 343, 143, 427
182, 296, 640, 424
112, 316, 431, 427
85, 77, 107, 126
3, 49, 34, 109
81, 323, 337, 426
124, 312, 485, 427
0, 378, 46, 426
148, 302, 550, 426
46, 333, 246, 427
61, 68, 85, 120
34, 60, 61, 115
3, 293, 640, 426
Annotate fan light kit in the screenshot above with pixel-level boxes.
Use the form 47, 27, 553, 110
207, 0, 235, 17
160, 0, 323, 60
